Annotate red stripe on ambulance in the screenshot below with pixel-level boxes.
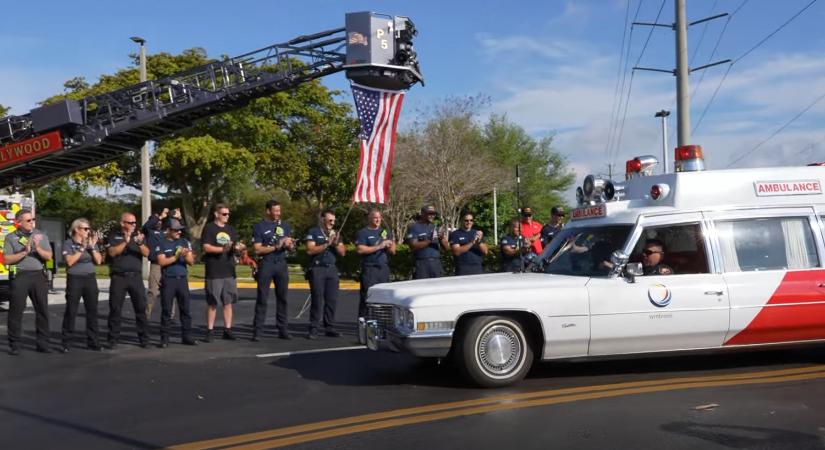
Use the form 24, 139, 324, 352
725, 270, 825, 345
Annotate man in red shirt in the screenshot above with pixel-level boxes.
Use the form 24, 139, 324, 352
520, 206, 543, 254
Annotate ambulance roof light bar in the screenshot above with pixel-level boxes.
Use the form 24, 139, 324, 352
625, 155, 658, 180
675, 145, 705, 172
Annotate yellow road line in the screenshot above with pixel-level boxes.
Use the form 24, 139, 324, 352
187, 282, 360, 290
167, 364, 825, 450
224, 370, 825, 450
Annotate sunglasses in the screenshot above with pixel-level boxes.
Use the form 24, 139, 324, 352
123, 221, 137, 225
463, 219, 474, 222
220, 213, 230, 216
21, 219, 34, 223
80, 227, 91, 231
642, 249, 662, 256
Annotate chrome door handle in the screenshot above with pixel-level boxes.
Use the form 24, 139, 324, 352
704, 291, 724, 296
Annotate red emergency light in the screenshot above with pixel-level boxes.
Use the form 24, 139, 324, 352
625, 155, 659, 180
674, 145, 705, 172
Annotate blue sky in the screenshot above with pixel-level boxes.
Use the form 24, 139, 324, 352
2, 0, 824, 200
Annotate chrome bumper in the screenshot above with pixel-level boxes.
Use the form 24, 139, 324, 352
358, 318, 453, 358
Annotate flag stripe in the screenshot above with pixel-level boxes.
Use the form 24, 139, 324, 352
350, 84, 405, 204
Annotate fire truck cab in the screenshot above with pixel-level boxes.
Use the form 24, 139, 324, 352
0, 191, 36, 307
360, 147, 825, 387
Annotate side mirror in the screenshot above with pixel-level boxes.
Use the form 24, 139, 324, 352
608, 250, 629, 277
624, 262, 643, 283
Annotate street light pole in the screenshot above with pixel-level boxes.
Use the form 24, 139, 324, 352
131, 36, 151, 278
655, 110, 671, 173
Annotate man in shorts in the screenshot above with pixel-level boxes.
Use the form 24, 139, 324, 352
201, 203, 245, 341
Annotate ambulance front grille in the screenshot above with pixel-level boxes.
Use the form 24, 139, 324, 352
366, 304, 394, 330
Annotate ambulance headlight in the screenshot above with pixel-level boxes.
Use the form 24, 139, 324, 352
393, 306, 414, 331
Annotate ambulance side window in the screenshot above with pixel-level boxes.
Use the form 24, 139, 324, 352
715, 217, 820, 272
630, 223, 709, 274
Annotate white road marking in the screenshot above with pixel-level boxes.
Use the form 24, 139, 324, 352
256, 345, 366, 358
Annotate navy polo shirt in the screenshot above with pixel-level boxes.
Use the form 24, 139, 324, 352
156, 237, 191, 277
405, 222, 440, 260
540, 224, 563, 247
500, 234, 522, 272
305, 226, 337, 266
252, 220, 292, 263
355, 227, 392, 266
449, 228, 484, 266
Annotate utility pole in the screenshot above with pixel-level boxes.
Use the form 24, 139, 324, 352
655, 110, 671, 173
492, 186, 498, 245
675, 0, 690, 147
131, 36, 151, 278
633, 1, 730, 149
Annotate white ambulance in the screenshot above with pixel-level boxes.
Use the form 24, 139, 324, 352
360, 147, 825, 387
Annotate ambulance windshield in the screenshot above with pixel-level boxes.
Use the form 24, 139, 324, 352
538, 225, 633, 277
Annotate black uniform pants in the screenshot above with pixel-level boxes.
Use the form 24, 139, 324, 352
160, 277, 192, 340
107, 273, 149, 344
62, 274, 99, 347
413, 258, 443, 279
7, 270, 49, 349
359, 264, 389, 317
455, 263, 484, 276
308, 266, 339, 331
254, 259, 290, 334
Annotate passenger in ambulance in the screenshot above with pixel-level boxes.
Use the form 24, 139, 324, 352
641, 239, 673, 275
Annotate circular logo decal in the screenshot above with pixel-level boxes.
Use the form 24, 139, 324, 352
648, 284, 672, 308
216, 232, 231, 245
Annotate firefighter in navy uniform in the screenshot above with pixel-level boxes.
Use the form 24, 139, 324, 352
305, 209, 347, 339
641, 239, 673, 275
449, 212, 488, 275
405, 205, 449, 279
155, 218, 197, 347
499, 218, 527, 272
251, 200, 295, 341
105, 212, 150, 349
540, 206, 567, 248
355, 209, 396, 317
5, 209, 53, 355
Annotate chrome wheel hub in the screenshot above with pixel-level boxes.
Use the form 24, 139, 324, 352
477, 324, 522, 376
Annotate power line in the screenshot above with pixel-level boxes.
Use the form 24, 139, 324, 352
613, 0, 667, 169
688, 0, 719, 67
604, 0, 634, 161
734, 0, 818, 64
606, 0, 645, 165
692, 0, 817, 136
726, 89, 825, 168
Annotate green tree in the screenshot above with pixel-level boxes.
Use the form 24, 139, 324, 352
468, 114, 575, 235
0, 104, 9, 117
153, 135, 254, 245
40, 48, 361, 245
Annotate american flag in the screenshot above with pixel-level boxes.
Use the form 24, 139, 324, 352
351, 83, 406, 204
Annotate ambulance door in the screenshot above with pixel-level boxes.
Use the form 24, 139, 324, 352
706, 208, 825, 346
588, 213, 730, 355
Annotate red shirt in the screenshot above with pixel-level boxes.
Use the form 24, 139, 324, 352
520, 219, 543, 253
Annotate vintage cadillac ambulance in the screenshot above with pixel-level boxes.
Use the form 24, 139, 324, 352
359, 147, 825, 387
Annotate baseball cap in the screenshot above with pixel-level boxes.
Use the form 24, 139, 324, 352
551, 206, 567, 216
421, 204, 437, 214
167, 218, 186, 231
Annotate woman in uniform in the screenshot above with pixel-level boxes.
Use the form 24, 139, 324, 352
61, 218, 104, 352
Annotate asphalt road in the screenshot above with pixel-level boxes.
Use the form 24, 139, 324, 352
1, 287, 824, 450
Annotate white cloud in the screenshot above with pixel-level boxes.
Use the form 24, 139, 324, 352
478, 32, 825, 202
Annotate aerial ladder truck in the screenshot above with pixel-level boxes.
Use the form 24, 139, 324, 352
0, 11, 423, 303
